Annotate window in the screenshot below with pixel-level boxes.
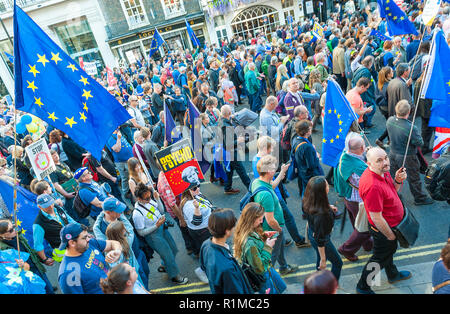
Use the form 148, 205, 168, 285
281, 0, 294, 9
121, 0, 149, 29
214, 16, 225, 28
231, 5, 280, 40
284, 10, 295, 24
161, 0, 186, 19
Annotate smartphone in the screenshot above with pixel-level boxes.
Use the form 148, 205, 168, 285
270, 232, 279, 240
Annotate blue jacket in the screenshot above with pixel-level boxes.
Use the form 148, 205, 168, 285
200, 239, 253, 294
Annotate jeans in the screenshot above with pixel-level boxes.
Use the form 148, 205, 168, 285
364, 104, 376, 126
357, 225, 399, 291
100, 178, 124, 203
135, 249, 150, 289
259, 267, 287, 294
115, 162, 130, 196
144, 226, 180, 279
248, 92, 262, 113
308, 227, 343, 280
224, 160, 251, 192
279, 197, 305, 243
270, 229, 288, 270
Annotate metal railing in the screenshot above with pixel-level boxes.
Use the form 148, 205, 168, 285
0, 0, 51, 13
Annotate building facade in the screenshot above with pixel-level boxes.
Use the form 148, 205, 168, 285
97, 0, 207, 64
201, 0, 333, 46
0, 0, 115, 97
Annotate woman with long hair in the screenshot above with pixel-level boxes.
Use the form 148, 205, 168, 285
48, 129, 68, 163
127, 157, 150, 200
233, 202, 286, 294
375, 66, 394, 149
100, 263, 150, 294
302, 176, 343, 281
275, 64, 289, 92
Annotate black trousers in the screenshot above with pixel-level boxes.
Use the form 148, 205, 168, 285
357, 225, 399, 291
188, 227, 211, 255
224, 160, 251, 192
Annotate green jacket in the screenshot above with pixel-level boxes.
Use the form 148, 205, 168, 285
334, 152, 368, 199
0, 233, 46, 275
242, 232, 273, 275
245, 70, 260, 95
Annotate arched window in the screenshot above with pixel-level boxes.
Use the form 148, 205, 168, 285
231, 5, 280, 40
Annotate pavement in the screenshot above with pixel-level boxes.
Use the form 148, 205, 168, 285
44, 95, 450, 295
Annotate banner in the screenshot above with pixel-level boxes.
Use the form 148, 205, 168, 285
305, 1, 314, 14
313, 22, 324, 38
106, 66, 117, 87
155, 139, 204, 196
25, 138, 56, 180
422, 0, 442, 26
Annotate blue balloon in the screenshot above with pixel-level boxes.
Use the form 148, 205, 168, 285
16, 122, 27, 134
20, 114, 32, 125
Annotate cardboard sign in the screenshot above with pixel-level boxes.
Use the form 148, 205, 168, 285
83, 62, 97, 76
305, 1, 314, 14
25, 138, 56, 180
155, 139, 204, 196
313, 22, 324, 38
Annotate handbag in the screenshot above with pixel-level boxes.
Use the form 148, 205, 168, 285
60, 178, 78, 194
241, 262, 266, 292
355, 202, 369, 233
392, 206, 419, 248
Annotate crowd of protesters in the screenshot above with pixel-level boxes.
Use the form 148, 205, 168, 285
0, 0, 449, 294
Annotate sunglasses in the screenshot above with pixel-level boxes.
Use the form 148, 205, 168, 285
6, 224, 16, 233
192, 186, 199, 191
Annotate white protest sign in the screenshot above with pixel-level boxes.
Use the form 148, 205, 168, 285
25, 138, 56, 180
125, 50, 137, 64
422, 0, 442, 26
83, 62, 98, 76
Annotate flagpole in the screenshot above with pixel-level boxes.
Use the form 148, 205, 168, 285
400, 29, 435, 169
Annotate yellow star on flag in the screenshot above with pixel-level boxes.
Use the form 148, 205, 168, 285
51, 52, 62, 64
28, 64, 40, 77
337, 114, 341, 119
400, 16, 405, 20
16, 219, 22, 227
82, 89, 93, 100
330, 139, 334, 143
334, 109, 337, 114
21, 229, 26, 235
27, 81, 38, 92
79, 112, 87, 123
385, 6, 389, 10
79, 76, 89, 86
393, 16, 398, 20
388, 13, 392, 16
34, 97, 44, 107
338, 120, 343, 125
322, 138, 327, 143
67, 63, 78, 72
83, 102, 89, 112
339, 128, 343, 133
336, 134, 339, 139
65, 116, 77, 128
37, 54, 49, 67
48, 112, 58, 122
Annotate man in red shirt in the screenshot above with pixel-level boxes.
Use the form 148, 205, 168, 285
356, 147, 412, 294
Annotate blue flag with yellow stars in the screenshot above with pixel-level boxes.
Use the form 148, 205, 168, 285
322, 79, 358, 167
13, 4, 132, 161
149, 28, 165, 58
164, 101, 181, 145
369, 29, 392, 42
185, 19, 200, 47
420, 30, 450, 128
377, 0, 418, 36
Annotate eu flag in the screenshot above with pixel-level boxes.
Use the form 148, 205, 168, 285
149, 28, 165, 58
322, 79, 358, 167
0, 179, 40, 249
185, 19, 200, 48
377, 0, 418, 36
369, 29, 392, 42
164, 101, 181, 145
13, 4, 131, 161
420, 30, 450, 128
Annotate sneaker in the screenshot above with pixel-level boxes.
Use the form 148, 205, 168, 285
356, 287, 375, 294
388, 271, 412, 284
194, 267, 209, 284
295, 240, 311, 248
172, 275, 189, 285
414, 197, 434, 206
376, 139, 387, 150
224, 188, 240, 195
279, 264, 299, 275
284, 239, 293, 247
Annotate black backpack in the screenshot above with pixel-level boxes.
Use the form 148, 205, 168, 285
424, 155, 450, 201
73, 186, 95, 219
374, 51, 386, 72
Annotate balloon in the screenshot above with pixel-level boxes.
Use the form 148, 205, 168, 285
26, 122, 38, 133
20, 114, 32, 125
16, 123, 27, 134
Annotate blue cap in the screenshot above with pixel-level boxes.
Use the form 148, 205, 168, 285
59, 223, 84, 250
74, 167, 88, 180
37, 194, 55, 208
135, 85, 144, 96
102, 197, 127, 213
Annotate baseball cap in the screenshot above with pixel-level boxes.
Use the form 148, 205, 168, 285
102, 197, 127, 213
59, 223, 85, 250
36, 194, 55, 208
199, 70, 205, 76
74, 167, 88, 180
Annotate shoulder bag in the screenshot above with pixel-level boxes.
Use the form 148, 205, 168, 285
355, 202, 369, 233
392, 206, 419, 248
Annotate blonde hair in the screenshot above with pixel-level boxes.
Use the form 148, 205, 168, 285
276, 64, 288, 91
257, 136, 276, 153
256, 155, 277, 177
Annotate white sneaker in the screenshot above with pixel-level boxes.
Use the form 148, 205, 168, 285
194, 267, 209, 284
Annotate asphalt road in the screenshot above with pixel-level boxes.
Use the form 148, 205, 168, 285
46, 97, 450, 294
